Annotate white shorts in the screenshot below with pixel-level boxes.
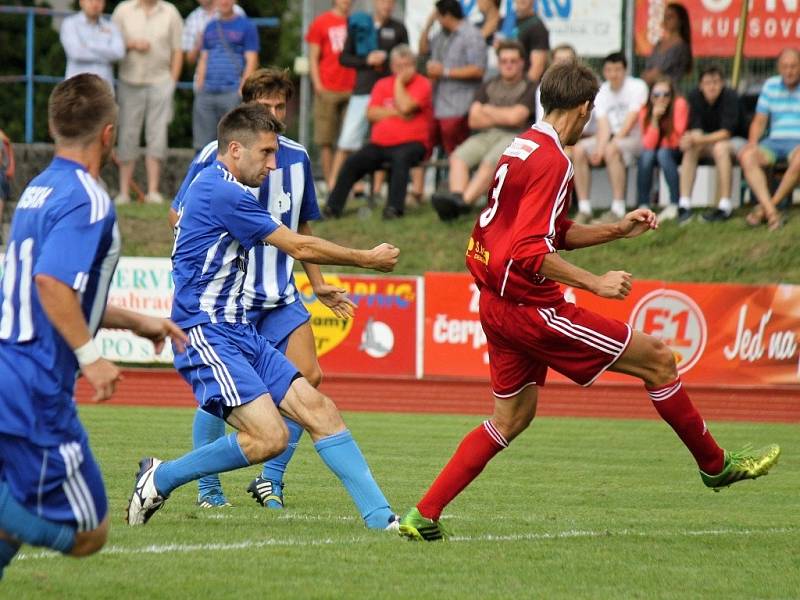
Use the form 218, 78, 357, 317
337, 94, 370, 151
578, 134, 643, 167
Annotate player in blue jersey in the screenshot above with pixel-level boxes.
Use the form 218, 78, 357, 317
0, 75, 187, 579
169, 68, 356, 510
127, 103, 401, 530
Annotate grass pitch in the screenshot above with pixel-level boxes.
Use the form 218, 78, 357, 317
4, 405, 798, 599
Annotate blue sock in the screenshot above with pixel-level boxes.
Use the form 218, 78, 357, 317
155, 432, 250, 496
192, 408, 226, 497
0, 539, 18, 580
0, 482, 75, 553
314, 430, 393, 529
261, 416, 304, 484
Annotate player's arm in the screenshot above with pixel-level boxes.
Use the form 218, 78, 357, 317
168, 207, 179, 228
564, 207, 657, 249
538, 253, 631, 300
101, 305, 188, 355
297, 222, 356, 319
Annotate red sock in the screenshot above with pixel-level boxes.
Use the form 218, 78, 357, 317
417, 421, 508, 520
647, 379, 724, 474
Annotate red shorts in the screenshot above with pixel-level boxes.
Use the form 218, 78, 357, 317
480, 289, 632, 397
433, 116, 470, 155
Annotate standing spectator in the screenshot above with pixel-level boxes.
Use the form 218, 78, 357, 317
324, 45, 432, 220
192, 0, 259, 151
636, 77, 689, 221
679, 66, 746, 223
112, 0, 183, 205
572, 52, 648, 224
331, 0, 408, 186
512, 0, 550, 84
432, 40, 535, 221
739, 48, 800, 230
182, 0, 245, 67
60, 0, 125, 88
641, 2, 692, 86
420, 0, 486, 156
0, 128, 13, 246
307, 0, 356, 191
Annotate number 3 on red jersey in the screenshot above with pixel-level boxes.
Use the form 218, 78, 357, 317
479, 163, 509, 228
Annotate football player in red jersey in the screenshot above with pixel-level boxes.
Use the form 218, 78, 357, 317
398, 61, 781, 541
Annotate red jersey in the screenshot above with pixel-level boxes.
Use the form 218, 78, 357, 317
305, 11, 356, 92
369, 74, 433, 149
466, 122, 575, 306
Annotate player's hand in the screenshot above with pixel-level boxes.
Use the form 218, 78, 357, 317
130, 315, 189, 354
315, 283, 357, 319
82, 358, 122, 402
593, 270, 632, 300
617, 207, 658, 238
364, 243, 399, 272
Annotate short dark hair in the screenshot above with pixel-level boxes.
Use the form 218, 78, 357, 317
217, 103, 285, 154
699, 65, 724, 80
435, 0, 463, 19
241, 67, 295, 103
603, 51, 627, 69
496, 39, 526, 61
48, 74, 116, 145
540, 62, 599, 114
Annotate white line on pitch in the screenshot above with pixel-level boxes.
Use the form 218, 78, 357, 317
14, 527, 797, 561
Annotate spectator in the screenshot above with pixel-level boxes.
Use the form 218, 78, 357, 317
420, 0, 486, 156
60, 0, 125, 88
182, 0, 245, 67
192, 0, 259, 151
477, 0, 501, 45
112, 0, 183, 205
0, 129, 13, 246
307, 0, 356, 191
641, 2, 692, 87
533, 44, 578, 124
512, 0, 550, 84
332, 0, 408, 186
572, 51, 648, 224
740, 48, 800, 230
636, 77, 689, 221
431, 40, 535, 221
679, 65, 746, 223
324, 44, 432, 220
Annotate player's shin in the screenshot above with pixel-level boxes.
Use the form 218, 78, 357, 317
192, 408, 226, 496
0, 483, 75, 553
314, 430, 395, 529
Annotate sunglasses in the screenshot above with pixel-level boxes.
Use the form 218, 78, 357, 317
652, 91, 672, 98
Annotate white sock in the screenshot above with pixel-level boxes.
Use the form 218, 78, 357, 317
678, 196, 692, 210
718, 198, 732, 214
578, 199, 592, 215
611, 199, 625, 216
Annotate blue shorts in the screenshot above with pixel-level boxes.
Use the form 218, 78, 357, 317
175, 322, 300, 419
0, 431, 107, 532
759, 138, 800, 164
247, 300, 311, 354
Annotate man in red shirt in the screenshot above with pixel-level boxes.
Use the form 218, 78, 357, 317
306, 0, 356, 190
324, 44, 432, 220
398, 61, 781, 542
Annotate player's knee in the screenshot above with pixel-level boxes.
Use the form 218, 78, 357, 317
303, 364, 323, 388
250, 421, 289, 462
649, 338, 678, 386
69, 520, 108, 557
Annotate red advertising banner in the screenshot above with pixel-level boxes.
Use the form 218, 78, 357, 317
296, 274, 420, 377
424, 272, 800, 386
634, 0, 799, 58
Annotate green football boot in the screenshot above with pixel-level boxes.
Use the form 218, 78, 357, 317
700, 444, 781, 491
398, 508, 448, 542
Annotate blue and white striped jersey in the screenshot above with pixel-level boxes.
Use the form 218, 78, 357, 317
0, 156, 119, 442
171, 161, 282, 329
173, 135, 320, 311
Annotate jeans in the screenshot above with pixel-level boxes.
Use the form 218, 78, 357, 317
192, 89, 241, 151
637, 148, 680, 206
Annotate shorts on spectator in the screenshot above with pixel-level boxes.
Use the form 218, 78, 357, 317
313, 90, 351, 147
337, 94, 370, 151
758, 137, 800, 165
454, 128, 516, 169
117, 78, 176, 162
433, 116, 470, 156
692, 136, 747, 159
578, 134, 642, 167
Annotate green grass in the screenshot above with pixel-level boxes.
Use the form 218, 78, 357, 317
4, 405, 798, 598
117, 201, 800, 284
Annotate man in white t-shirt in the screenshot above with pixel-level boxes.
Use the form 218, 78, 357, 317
572, 52, 648, 223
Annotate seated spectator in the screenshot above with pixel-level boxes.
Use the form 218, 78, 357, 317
512, 0, 550, 84
641, 2, 692, 86
182, 0, 245, 67
431, 40, 535, 221
0, 128, 13, 246
60, 0, 125, 89
679, 65, 747, 223
739, 47, 800, 231
636, 77, 689, 221
420, 0, 486, 156
324, 45, 432, 220
572, 52, 648, 224
192, 0, 259, 151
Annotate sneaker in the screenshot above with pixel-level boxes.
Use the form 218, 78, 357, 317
382, 205, 403, 220
322, 205, 341, 220
397, 507, 448, 542
144, 191, 165, 205
247, 475, 284, 509
677, 207, 693, 225
658, 204, 679, 221
126, 458, 168, 526
591, 209, 623, 225
700, 444, 781, 492
114, 193, 130, 205
197, 489, 232, 508
574, 211, 592, 225
432, 193, 458, 221
385, 514, 401, 531
701, 208, 730, 222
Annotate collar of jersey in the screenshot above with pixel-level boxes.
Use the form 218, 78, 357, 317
531, 121, 562, 149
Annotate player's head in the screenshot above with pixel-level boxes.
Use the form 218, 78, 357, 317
48, 73, 117, 163
698, 65, 725, 104
241, 67, 294, 124
540, 61, 598, 145
602, 51, 627, 89
217, 103, 284, 187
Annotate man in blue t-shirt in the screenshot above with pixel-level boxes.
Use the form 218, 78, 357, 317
0, 74, 187, 579
128, 103, 403, 531
192, 0, 259, 150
